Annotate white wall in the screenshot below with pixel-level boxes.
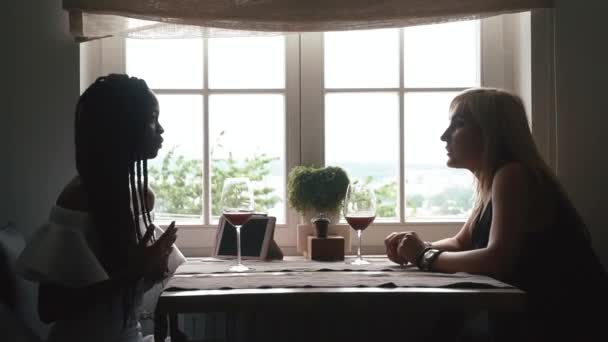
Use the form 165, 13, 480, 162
5, 0, 79, 238
554, 0, 608, 268
505, 13, 532, 118
481, 13, 532, 119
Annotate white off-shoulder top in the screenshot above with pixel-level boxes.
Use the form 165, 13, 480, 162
15, 205, 186, 342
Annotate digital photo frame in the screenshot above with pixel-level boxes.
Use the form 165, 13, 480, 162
213, 215, 276, 260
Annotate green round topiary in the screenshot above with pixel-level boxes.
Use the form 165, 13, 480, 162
287, 165, 350, 215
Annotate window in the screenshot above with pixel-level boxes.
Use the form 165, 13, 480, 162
126, 36, 287, 225
322, 22, 478, 222
82, 16, 522, 254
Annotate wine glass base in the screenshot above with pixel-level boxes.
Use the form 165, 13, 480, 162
349, 258, 371, 265
228, 264, 251, 272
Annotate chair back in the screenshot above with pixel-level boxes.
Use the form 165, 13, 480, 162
0, 223, 45, 341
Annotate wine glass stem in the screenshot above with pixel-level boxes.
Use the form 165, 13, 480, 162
357, 230, 362, 261
236, 225, 242, 266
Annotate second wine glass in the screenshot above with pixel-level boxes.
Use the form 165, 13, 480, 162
220, 177, 255, 272
343, 182, 377, 265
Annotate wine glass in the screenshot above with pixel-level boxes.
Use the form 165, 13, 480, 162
343, 182, 377, 265
220, 177, 255, 272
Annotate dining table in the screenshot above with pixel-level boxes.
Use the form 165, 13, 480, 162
153, 256, 525, 341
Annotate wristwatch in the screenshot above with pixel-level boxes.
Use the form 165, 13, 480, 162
416, 248, 444, 271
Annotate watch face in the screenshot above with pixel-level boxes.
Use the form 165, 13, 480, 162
422, 249, 439, 270
423, 249, 435, 262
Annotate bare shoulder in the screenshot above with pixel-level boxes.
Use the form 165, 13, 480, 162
491, 162, 538, 223
492, 162, 531, 192
146, 186, 156, 210
491, 162, 534, 212
132, 186, 156, 211
496, 163, 559, 230
56, 176, 89, 211
56, 176, 156, 211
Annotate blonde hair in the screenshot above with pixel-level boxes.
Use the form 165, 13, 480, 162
450, 88, 556, 213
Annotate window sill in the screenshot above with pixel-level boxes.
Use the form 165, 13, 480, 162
165, 222, 463, 257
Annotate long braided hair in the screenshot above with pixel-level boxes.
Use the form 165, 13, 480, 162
74, 74, 156, 324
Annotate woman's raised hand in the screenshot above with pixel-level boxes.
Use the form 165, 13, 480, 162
135, 221, 178, 281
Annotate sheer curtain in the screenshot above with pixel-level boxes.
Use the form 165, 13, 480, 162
63, 0, 552, 41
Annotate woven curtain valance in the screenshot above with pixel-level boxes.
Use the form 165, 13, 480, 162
63, 0, 553, 41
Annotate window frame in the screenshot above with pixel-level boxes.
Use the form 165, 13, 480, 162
80, 15, 531, 256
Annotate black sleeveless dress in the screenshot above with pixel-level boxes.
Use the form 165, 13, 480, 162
472, 200, 608, 341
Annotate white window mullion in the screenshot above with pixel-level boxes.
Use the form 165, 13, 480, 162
203, 38, 210, 225
398, 28, 406, 224
270, 34, 303, 246
284, 34, 302, 233
299, 33, 325, 171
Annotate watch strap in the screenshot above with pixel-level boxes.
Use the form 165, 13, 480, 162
417, 248, 444, 271
415, 247, 432, 269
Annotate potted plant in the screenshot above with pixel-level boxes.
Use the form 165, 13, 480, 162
287, 165, 350, 238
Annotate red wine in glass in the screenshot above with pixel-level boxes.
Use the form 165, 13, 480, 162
345, 215, 376, 231
343, 183, 377, 265
223, 211, 254, 226
220, 177, 255, 272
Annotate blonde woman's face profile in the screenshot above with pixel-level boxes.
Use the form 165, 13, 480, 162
440, 103, 483, 172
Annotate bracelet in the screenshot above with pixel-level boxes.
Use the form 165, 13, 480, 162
416, 248, 444, 271
415, 247, 433, 269
428, 249, 444, 271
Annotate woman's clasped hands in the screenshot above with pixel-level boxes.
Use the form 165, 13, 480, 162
384, 231, 428, 266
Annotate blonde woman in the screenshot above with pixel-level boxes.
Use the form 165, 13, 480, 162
385, 88, 607, 341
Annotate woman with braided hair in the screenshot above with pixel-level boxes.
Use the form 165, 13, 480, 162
16, 74, 185, 342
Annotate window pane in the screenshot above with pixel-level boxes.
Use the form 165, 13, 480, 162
126, 38, 203, 89
325, 29, 399, 88
148, 95, 204, 223
404, 92, 474, 219
325, 93, 400, 221
209, 94, 285, 223
208, 37, 285, 89
403, 21, 479, 88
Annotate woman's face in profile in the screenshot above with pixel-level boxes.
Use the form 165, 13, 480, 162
440, 105, 482, 171
141, 95, 164, 159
